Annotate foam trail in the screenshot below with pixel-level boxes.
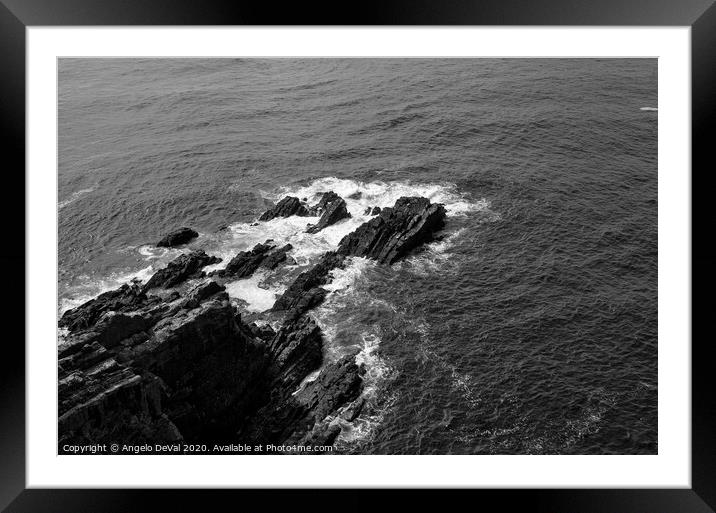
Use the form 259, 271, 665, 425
59, 187, 96, 210
640, 107, 658, 111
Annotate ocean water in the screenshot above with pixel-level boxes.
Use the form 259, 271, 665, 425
58, 58, 658, 454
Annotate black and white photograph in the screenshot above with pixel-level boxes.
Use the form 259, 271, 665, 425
57, 58, 658, 456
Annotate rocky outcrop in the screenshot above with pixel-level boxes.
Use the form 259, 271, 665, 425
272, 252, 346, 320
307, 191, 340, 215
306, 196, 350, 234
59, 283, 155, 332
241, 355, 364, 445
58, 193, 447, 453
157, 227, 199, 247
143, 250, 220, 291
338, 197, 446, 264
58, 255, 361, 451
210, 242, 293, 279
259, 197, 310, 221
363, 206, 381, 215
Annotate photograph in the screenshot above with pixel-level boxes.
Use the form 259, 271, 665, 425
56, 57, 658, 456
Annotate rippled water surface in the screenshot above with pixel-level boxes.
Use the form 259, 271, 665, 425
58, 59, 657, 454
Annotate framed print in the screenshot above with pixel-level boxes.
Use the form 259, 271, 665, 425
2, 0, 714, 511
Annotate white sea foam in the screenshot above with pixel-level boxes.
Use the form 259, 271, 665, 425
58, 187, 96, 210
225, 271, 285, 313
276, 176, 487, 218
397, 227, 467, 276
640, 107, 658, 111
58, 265, 155, 315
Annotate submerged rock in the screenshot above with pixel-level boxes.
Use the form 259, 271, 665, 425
259, 196, 310, 221
142, 250, 220, 291
157, 227, 199, 247
338, 196, 446, 264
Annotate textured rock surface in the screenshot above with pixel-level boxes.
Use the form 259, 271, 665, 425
259, 196, 310, 221
306, 196, 350, 234
143, 250, 220, 291
338, 197, 446, 264
210, 242, 293, 279
272, 252, 346, 319
59, 283, 155, 332
157, 227, 199, 247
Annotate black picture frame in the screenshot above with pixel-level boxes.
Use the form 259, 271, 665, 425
2, 1, 713, 511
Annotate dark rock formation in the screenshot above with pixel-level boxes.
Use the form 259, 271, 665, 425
59, 283, 155, 332
182, 280, 224, 309
209, 242, 293, 279
142, 250, 220, 291
259, 196, 309, 221
58, 257, 362, 451
272, 252, 346, 319
338, 196, 446, 264
307, 191, 341, 216
306, 197, 350, 234
241, 355, 364, 444
157, 227, 199, 247
58, 293, 273, 446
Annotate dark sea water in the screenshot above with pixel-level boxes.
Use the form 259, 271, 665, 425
58, 58, 658, 454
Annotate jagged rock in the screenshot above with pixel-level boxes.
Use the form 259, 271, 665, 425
259, 196, 310, 221
262, 244, 293, 270
306, 197, 350, 234
362, 206, 382, 215
267, 316, 323, 390
295, 356, 365, 423
210, 242, 274, 278
241, 354, 364, 444
307, 191, 341, 216
209, 242, 293, 279
241, 356, 364, 445
272, 252, 346, 317
157, 227, 199, 247
338, 196, 446, 264
182, 280, 224, 309
59, 283, 154, 333
342, 397, 366, 422
116, 297, 270, 439
142, 250, 220, 291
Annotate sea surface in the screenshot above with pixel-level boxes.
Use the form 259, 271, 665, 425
58, 58, 658, 454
